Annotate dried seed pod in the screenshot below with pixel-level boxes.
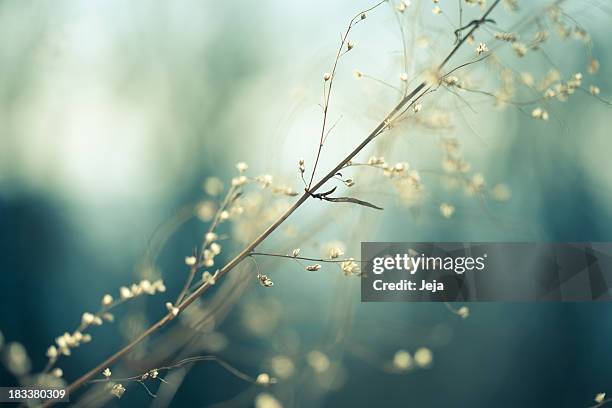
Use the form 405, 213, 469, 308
257, 274, 274, 288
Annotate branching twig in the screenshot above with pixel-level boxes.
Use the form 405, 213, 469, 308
45, 1, 503, 405
88, 355, 258, 385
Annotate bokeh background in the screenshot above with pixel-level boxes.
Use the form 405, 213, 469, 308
1, 0, 612, 407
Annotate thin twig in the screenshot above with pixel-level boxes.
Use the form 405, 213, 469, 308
250, 251, 367, 264
307, 1, 387, 190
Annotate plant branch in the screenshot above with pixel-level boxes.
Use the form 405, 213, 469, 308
47, 1, 502, 405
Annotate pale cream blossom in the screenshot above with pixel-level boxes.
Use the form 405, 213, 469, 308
256, 373, 276, 385
440, 203, 455, 218
341, 259, 360, 276
414, 347, 433, 368
475, 42, 488, 54
165, 302, 179, 317
119, 286, 132, 300
102, 294, 113, 306
202, 271, 216, 285
81, 312, 95, 326
111, 383, 125, 398
457, 306, 470, 319
393, 350, 412, 370
531, 107, 549, 120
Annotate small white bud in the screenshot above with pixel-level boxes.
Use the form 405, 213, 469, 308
119, 286, 132, 300
202, 271, 216, 285
256, 373, 275, 385
210, 243, 221, 255
46, 345, 58, 359
81, 312, 95, 326
166, 302, 179, 317
102, 294, 113, 306
457, 306, 470, 319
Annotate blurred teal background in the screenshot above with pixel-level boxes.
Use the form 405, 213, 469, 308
1, 0, 612, 406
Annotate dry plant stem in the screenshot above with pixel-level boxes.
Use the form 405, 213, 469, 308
307, 1, 386, 190
87, 356, 257, 385
249, 251, 365, 264
175, 185, 237, 305
47, 2, 502, 405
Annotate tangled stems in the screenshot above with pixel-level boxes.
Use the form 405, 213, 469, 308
43, 1, 503, 405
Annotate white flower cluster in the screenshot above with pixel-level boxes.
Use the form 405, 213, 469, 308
202, 241, 221, 268
110, 383, 125, 398
541, 72, 587, 102
119, 279, 166, 300
324, 241, 345, 259
231, 162, 298, 198
48, 331, 92, 359
494, 31, 518, 42
340, 259, 360, 276
366, 156, 412, 179
46, 279, 166, 361
363, 156, 424, 207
